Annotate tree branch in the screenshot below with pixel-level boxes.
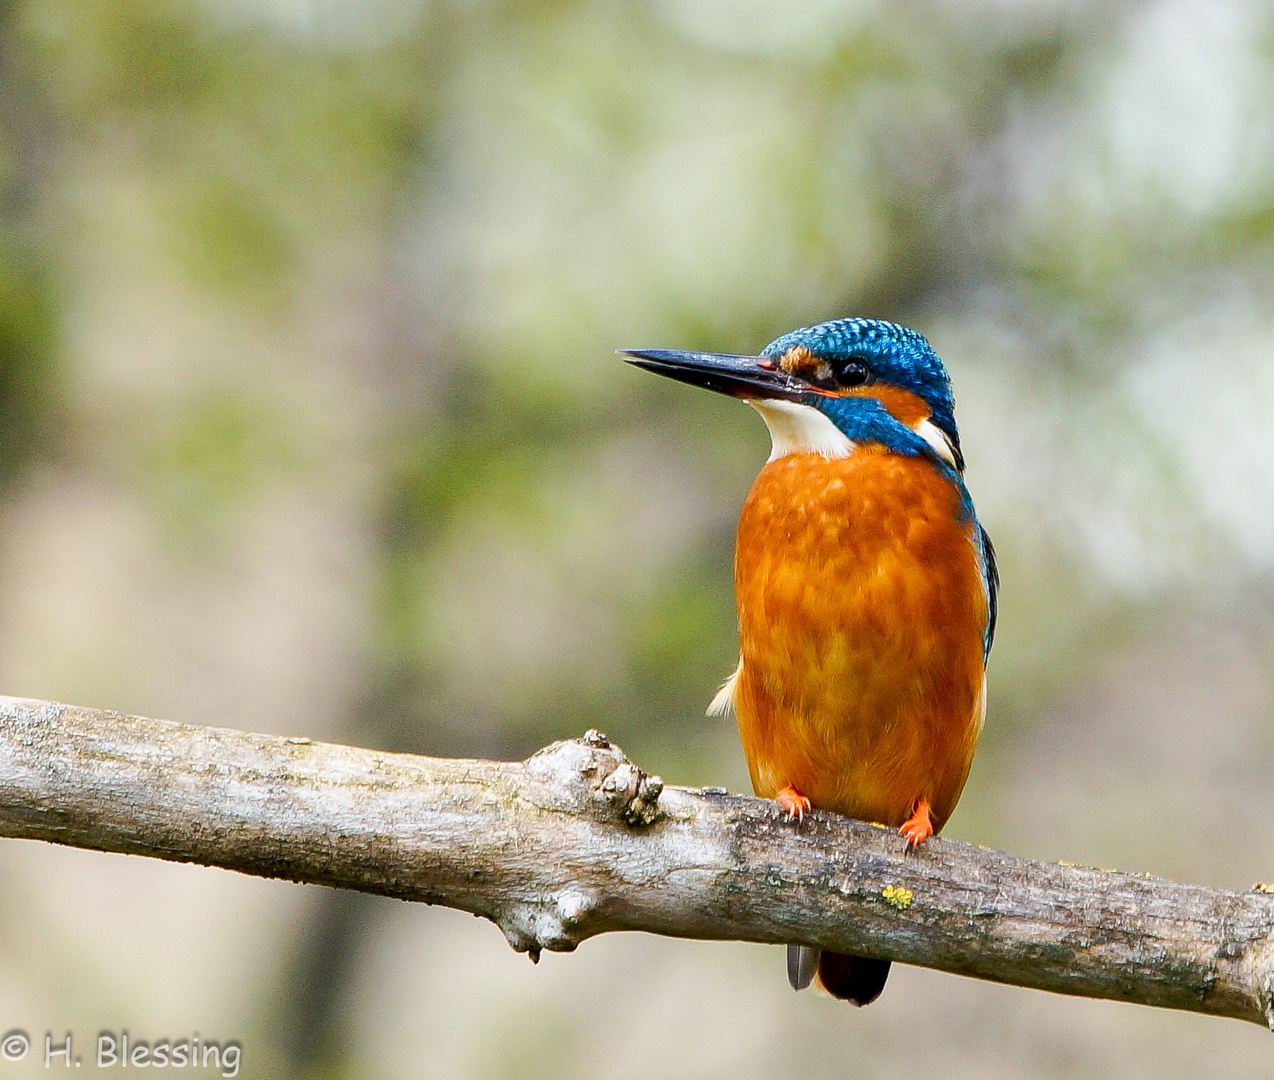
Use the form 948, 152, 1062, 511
1, 695, 1272, 1028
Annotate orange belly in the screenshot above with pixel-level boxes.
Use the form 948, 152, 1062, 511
733, 446, 988, 832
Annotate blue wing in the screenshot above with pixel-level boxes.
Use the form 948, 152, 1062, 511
977, 523, 998, 661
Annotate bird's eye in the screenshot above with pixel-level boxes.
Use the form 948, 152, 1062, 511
838, 361, 872, 388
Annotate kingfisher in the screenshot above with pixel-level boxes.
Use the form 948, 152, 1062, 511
621, 317, 996, 1007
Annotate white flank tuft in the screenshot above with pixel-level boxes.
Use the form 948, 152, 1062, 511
749, 400, 855, 461
707, 656, 743, 716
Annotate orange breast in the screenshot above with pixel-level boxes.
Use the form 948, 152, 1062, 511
733, 445, 988, 832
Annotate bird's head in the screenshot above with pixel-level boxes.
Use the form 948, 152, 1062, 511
621, 317, 963, 472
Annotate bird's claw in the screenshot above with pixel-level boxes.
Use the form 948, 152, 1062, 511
776, 786, 812, 822
899, 798, 934, 848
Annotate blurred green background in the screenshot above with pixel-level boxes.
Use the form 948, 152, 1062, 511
2, 0, 1274, 1075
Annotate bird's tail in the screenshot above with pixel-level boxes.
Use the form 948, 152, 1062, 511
787, 945, 891, 1006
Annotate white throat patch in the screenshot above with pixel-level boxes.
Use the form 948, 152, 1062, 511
748, 400, 855, 462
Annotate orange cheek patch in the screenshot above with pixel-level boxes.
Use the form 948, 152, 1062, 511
843, 385, 931, 426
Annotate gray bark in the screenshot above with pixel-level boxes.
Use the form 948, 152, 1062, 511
1, 695, 1272, 1028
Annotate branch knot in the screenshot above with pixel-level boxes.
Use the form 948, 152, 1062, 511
524, 732, 664, 826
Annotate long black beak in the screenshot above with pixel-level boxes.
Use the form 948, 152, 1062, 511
618, 349, 808, 402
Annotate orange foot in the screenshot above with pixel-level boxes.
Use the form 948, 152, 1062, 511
775, 786, 812, 822
900, 799, 934, 848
